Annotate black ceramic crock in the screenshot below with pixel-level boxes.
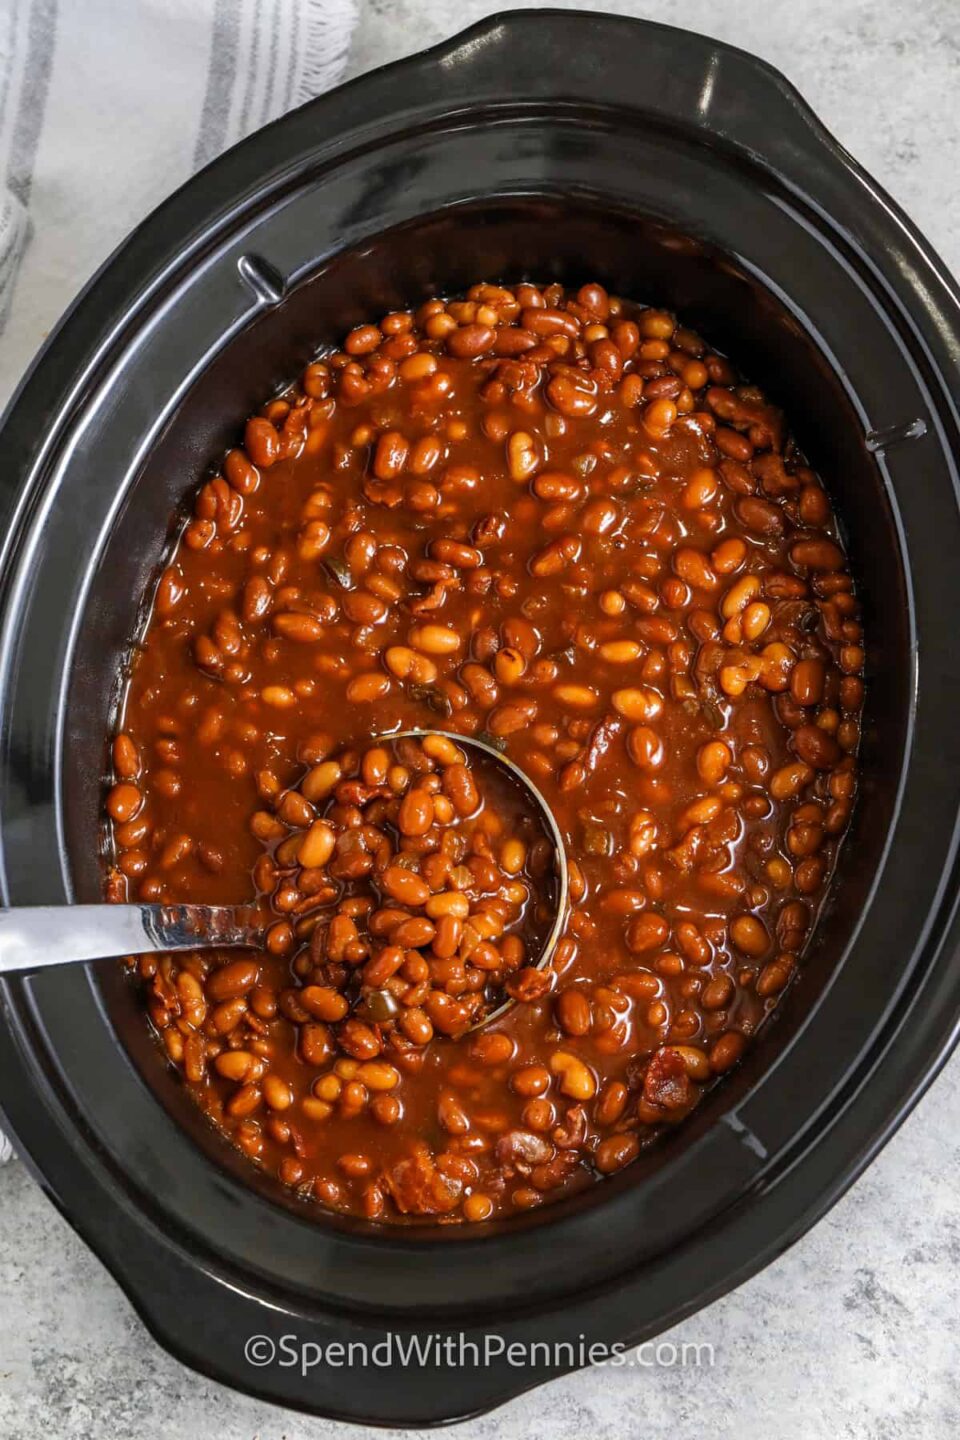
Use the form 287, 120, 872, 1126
1, 9, 960, 1426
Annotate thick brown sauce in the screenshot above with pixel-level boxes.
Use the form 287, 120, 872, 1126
107, 281, 862, 1224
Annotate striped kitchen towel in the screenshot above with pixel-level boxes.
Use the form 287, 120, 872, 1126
0, 0, 358, 411
0, 0, 358, 1161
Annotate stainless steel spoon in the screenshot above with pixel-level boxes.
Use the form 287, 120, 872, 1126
0, 731, 569, 1027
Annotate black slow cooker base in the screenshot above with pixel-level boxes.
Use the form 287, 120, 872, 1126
1, 11, 959, 1424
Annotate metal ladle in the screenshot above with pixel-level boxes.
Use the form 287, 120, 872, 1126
0, 731, 569, 1030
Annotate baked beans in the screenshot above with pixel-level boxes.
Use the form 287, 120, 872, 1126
107, 279, 862, 1223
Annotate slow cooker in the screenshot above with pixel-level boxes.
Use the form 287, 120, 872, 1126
1, 10, 959, 1425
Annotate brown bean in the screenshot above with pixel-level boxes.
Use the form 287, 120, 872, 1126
697, 740, 732, 785
243, 575, 272, 623
790, 538, 844, 571
770, 761, 814, 801
338, 1019, 382, 1060
488, 699, 537, 736
227, 1083, 262, 1117
595, 1133, 639, 1173
263, 1074, 294, 1111
626, 913, 669, 953
343, 590, 388, 625
215, 1050, 256, 1082
398, 788, 434, 836
210, 998, 247, 1034
547, 373, 597, 418
206, 958, 260, 1002
507, 431, 539, 482
391, 916, 437, 947
381, 866, 430, 907
757, 955, 795, 998
626, 726, 664, 771
298, 1023, 333, 1066
642, 398, 677, 437
612, 687, 663, 722
112, 734, 140, 779
729, 915, 769, 957
674, 547, 718, 591
273, 612, 325, 643
792, 724, 841, 770
224, 448, 260, 494
430, 538, 483, 569
493, 327, 537, 355
345, 324, 382, 355
529, 534, 581, 576
511, 1065, 551, 1097
447, 324, 496, 357
555, 989, 592, 1037
409, 623, 460, 655
107, 782, 142, 823
400, 1009, 434, 1046
736, 495, 783, 536
384, 646, 438, 684
373, 430, 410, 480
442, 763, 480, 816
300, 985, 349, 1022
532, 470, 583, 502
709, 1032, 746, 1073
244, 416, 279, 467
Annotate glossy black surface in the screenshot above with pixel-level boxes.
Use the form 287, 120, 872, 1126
1, 10, 960, 1425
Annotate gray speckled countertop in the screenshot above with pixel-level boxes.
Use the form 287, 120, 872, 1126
3, 3, 960, 1437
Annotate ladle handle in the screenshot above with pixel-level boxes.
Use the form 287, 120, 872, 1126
0, 904, 257, 974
